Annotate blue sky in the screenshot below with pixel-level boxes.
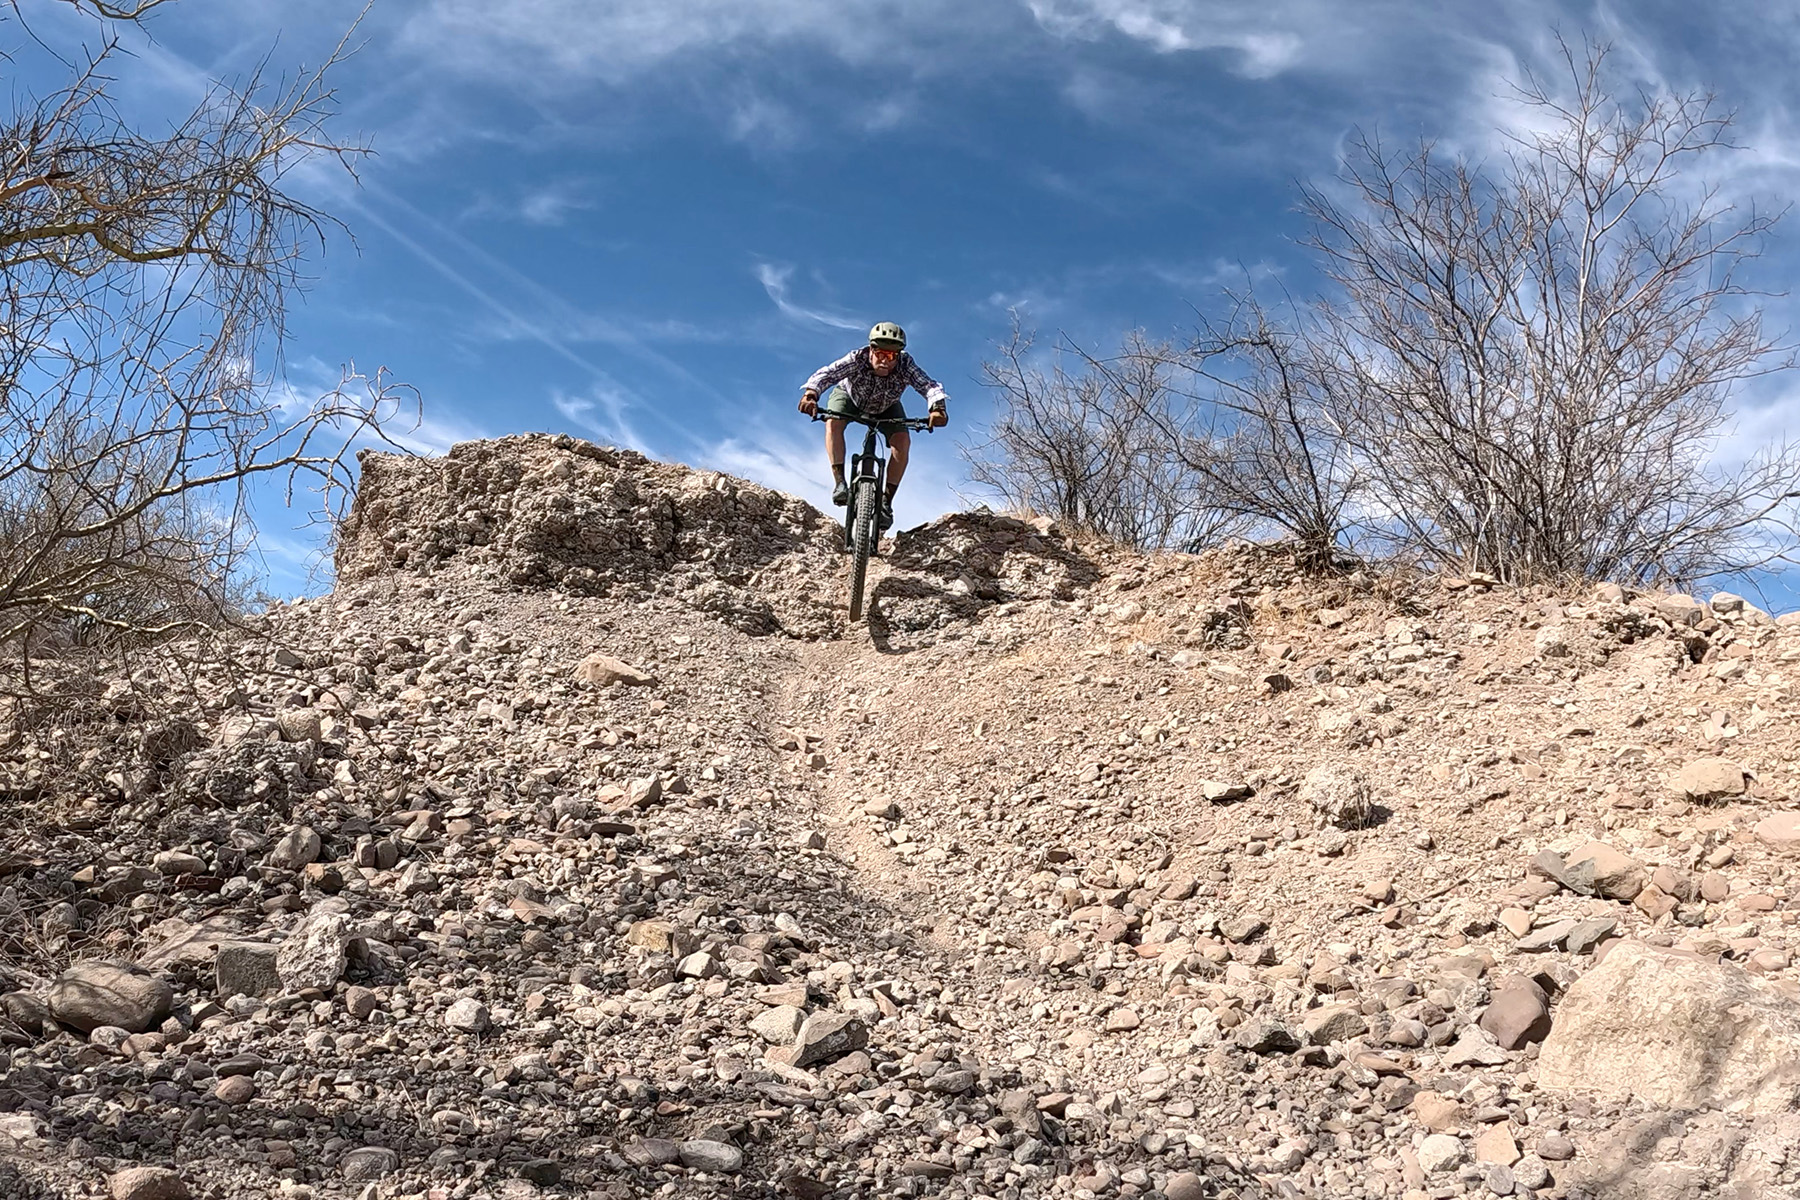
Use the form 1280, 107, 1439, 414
19, 0, 1800, 602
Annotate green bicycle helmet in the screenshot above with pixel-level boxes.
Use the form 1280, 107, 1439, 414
868, 321, 907, 350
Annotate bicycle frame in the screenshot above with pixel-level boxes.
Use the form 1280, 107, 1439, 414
812, 410, 932, 548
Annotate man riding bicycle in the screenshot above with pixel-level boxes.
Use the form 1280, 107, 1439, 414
797, 322, 949, 529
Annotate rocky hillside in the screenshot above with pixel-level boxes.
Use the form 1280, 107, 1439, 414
3, 434, 1800, 1200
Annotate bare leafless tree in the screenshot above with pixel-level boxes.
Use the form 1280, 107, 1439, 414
1158, 294, 1360, 569
965, 320, 1243, 551
1304, 37, 1798, 586
0, 3, 414, 691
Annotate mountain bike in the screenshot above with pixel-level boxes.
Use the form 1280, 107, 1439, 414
812, 411, 933, 622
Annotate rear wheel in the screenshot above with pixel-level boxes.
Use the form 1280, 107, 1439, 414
848, 477, 878, 621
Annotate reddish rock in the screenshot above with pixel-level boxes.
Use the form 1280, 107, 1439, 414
1479, 976, 1552, 1050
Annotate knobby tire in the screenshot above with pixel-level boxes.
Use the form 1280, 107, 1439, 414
848, 478, 878, 622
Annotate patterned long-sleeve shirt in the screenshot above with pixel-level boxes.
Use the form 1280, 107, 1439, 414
803, 348, 949, 416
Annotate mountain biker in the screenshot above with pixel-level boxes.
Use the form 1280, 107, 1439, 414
797, 321, 949, 529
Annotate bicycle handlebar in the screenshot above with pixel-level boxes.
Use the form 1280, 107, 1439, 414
808, 411, 935, 432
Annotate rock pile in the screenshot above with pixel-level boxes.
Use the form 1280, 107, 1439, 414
0, 437, 1798, 1199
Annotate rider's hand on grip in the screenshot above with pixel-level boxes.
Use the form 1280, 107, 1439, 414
799, 392, 818, 416
928, 408, 948, 429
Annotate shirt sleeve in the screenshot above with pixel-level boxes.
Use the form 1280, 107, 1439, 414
903, 357, 949, 410
802, 350, 860, 396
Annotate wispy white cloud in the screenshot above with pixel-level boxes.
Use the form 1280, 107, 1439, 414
1026, 0, 1346, 77
756, 263, 867, 331
552, 386, 652, 454
397, 0, 981, 89
519, 182, 595, 226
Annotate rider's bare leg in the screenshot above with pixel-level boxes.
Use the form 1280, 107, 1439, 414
825, 419, 847, 482
886, 427, 911, 496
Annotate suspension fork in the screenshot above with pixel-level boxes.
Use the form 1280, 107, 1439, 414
845, 424, 884, 549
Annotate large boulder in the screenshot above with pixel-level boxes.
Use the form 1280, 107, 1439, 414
1539, 941, 1800, 1115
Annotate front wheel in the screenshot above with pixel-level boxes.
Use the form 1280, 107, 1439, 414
848, 477, 879, 621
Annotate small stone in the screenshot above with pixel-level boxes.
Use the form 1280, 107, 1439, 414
1498, 908, 1533, 939
1565, 918, 1618, 955
1700, 872, 1732, 903
1300, 764, 1371, 828
1165, 1172, 1206, 1200
1513, 1155, 1552, 1188
573, 653, 655, 687
625, 919, 690, 955
768, 1010, 867, 1068
49, 961, 173, 1034
677, 1139, 743, 1173
108, 1166, 190, 1200
519, 1159, 561, 1186
1105, 1007, 1141, 1033
1676, 758, 1747, 802
1561, 842, 1646, 900
343, 986, 378, 1021
214, 1075, 256, 1105
676, 951, 718, 979
1536, 1134, 1575, 1161
797, 830, 826, 850
624, 1138, 681, 1166
265, 825, 322, 870
1475, 1124, 1520, 1166
1652, 865, 1695, 900
1418, 1132, 1466, 1174
216, 1053, 264, 1077
1302, 1003, 1368, 1045
1754, 812, 1800, 853
749, 1004, 805, 1045
754, 982, 810, 1008
1412, 1094, 1462, 1132
275, 708, 323, 743
275, 912, 354, 992
339, 1146, 400, 1182
1234, 1018, 1300, 1054
444, 998, 491, 1034
151, 850, 206, 877
215, 944, 280, 998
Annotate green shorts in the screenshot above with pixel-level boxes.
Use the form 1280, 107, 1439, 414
823, 384, 908, 433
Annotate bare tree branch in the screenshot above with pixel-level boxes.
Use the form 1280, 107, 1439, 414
0, 3, 414, 692
1301, 36, 1796, 586
965, 318, 1244, 552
